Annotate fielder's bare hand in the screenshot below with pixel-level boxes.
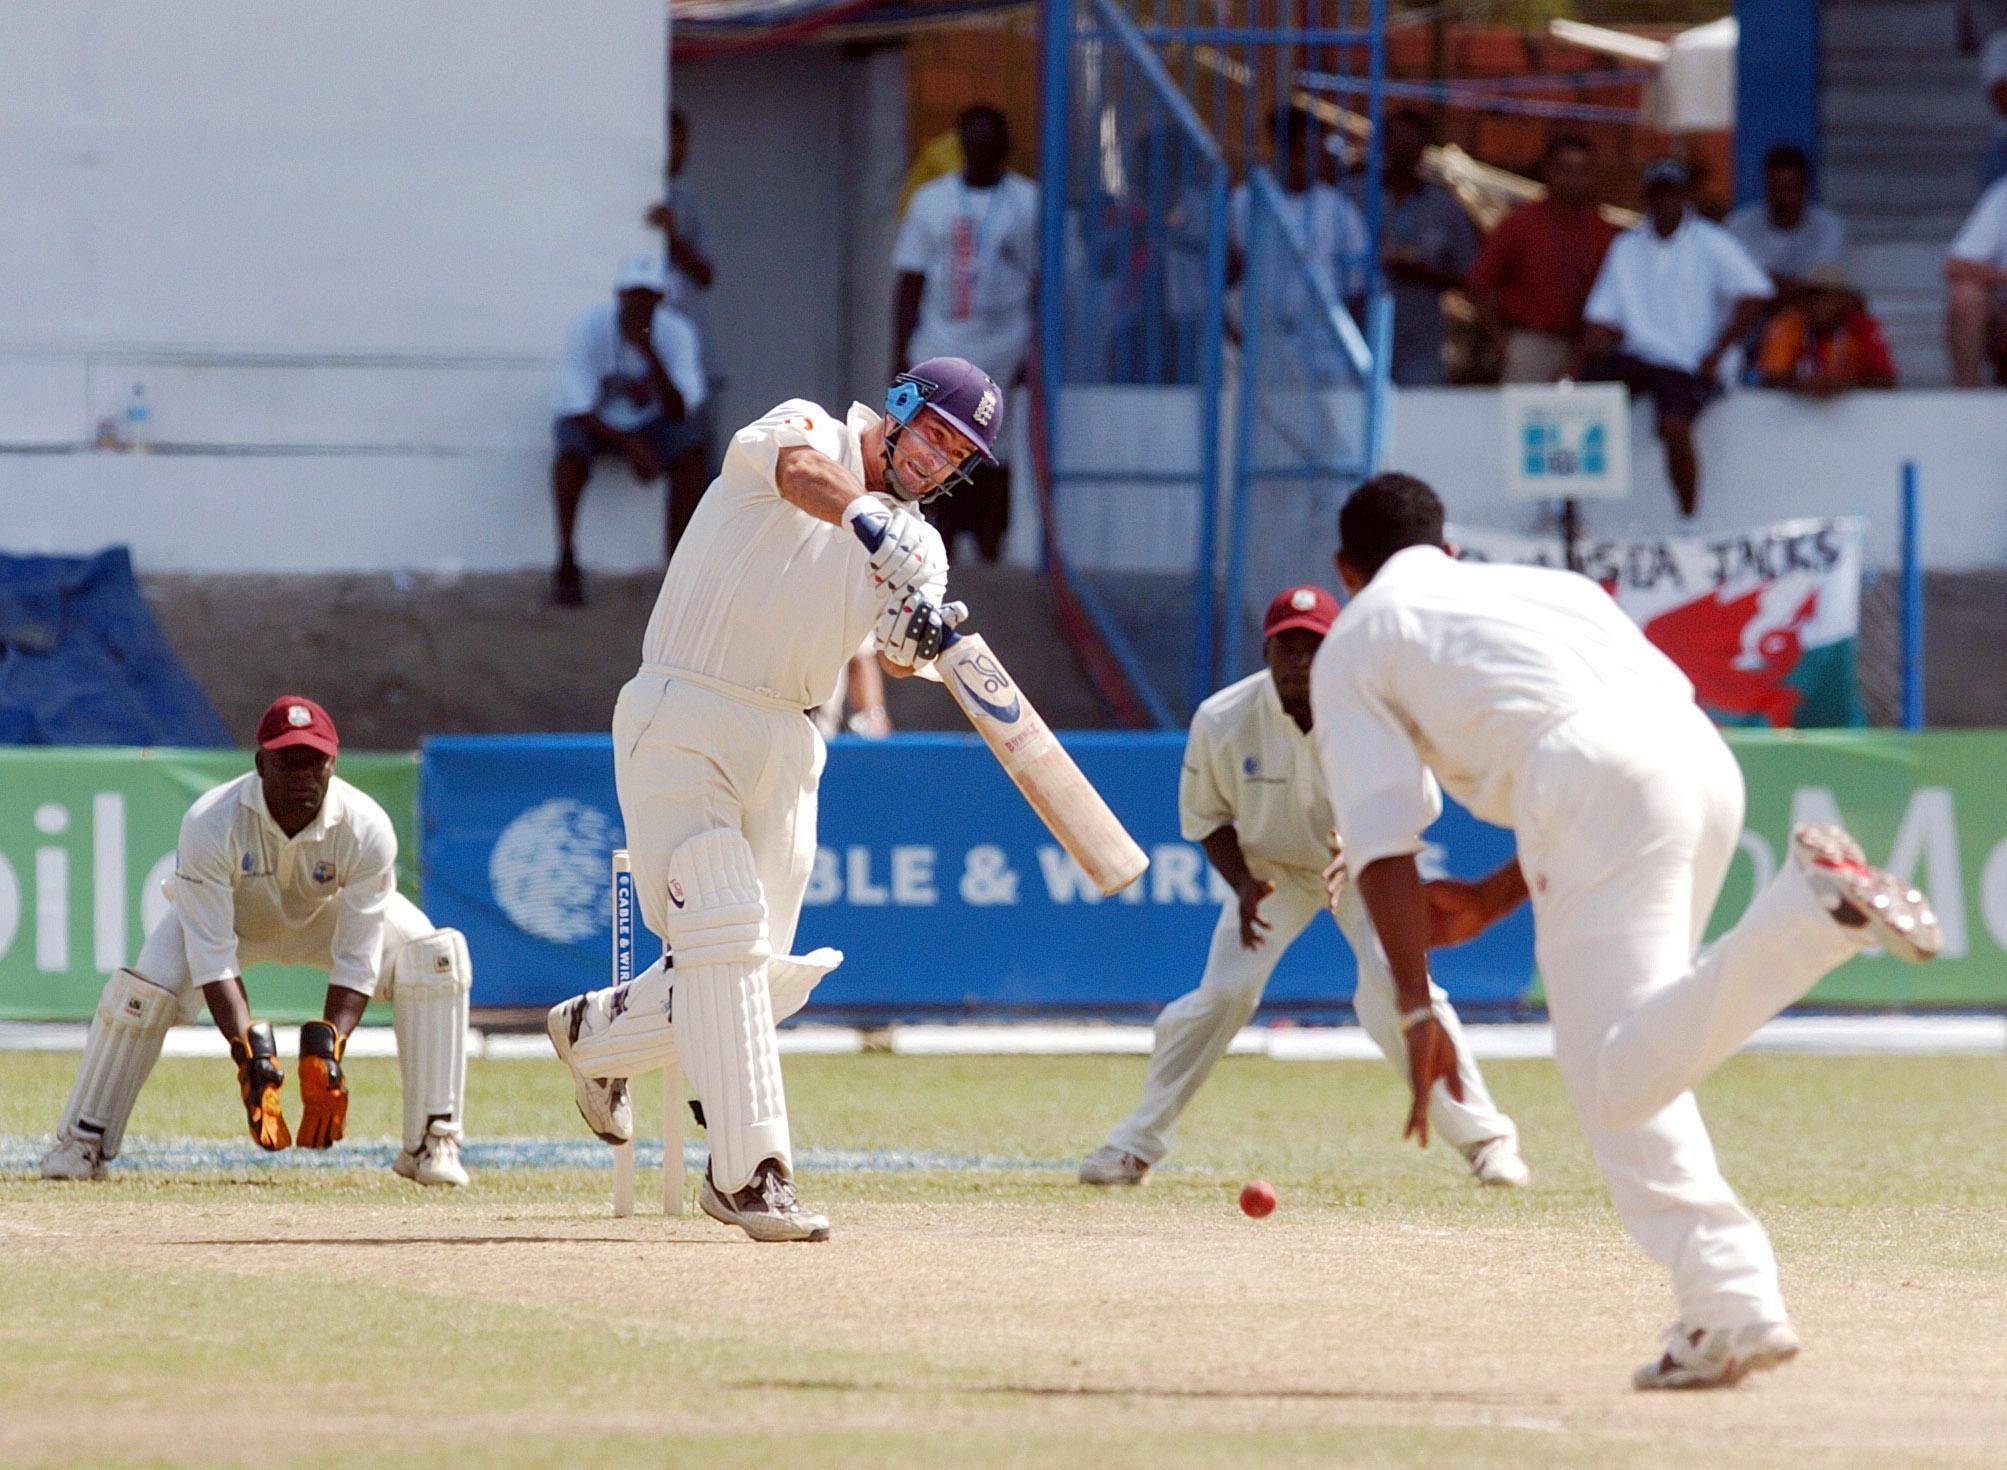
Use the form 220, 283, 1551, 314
1402, 1015, 1464, 1149
1236, 877, 1275, 950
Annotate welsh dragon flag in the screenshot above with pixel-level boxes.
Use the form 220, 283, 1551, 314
1451, 517, 1865, 729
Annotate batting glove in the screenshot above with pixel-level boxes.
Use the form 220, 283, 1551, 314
843, 499, 935, 599
877, 595, 967, 670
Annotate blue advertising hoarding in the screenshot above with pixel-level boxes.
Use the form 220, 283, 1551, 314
421, 732, 1536, 1017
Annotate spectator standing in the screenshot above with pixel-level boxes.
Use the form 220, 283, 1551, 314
1228, 108, 1371, 349
1946, 174, 2007, 385
1981, 32, 2007, 191
1754, 265, 1897, 395
1725, 144, 1848, 291
646, 108, 720, 547
1573, 158, 1772, 518
1357, 109, 1477, 387
893, 104, 1039, 563
1467, 133, 1619, 382
549, 257, 706, 606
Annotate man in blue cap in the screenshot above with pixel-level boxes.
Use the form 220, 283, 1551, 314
547, 356, 1002, 1243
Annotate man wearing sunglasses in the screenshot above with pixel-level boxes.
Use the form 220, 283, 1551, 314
548, 356, 1002, 1242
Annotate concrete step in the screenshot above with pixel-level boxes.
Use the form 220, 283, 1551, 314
1823, 0, 1963, 54
1850, 239, 1956, 289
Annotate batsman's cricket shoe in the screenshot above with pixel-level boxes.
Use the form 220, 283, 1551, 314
1467, 1136, 1530, 1189
1633, 1319, 1801, 1390
546, 998, 633, 1145
1791, 824, 1941, 963
1078, 1145, 1151, 1186
38, 1134, 107, 1182
394, 1129, 471, 1188
699, 1159, 831, 1243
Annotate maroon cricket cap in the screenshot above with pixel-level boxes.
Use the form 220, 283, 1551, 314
904, 356, 1006, 464
256, 695, 339, 756
1262, 585, 1340, 638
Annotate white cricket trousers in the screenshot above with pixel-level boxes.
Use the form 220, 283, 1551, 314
1106, 873, 1519, 1165
1516, 702, 1861, 1329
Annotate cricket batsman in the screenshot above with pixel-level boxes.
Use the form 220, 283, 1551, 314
40, 695, 473, 1186
1081, 585, 1528, 1189
1312, 473, 1940, 1389
548, 356, 1003, 1242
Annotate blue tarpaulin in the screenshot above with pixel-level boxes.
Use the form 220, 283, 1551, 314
0, 547, 229, 746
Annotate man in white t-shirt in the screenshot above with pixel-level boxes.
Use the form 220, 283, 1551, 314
1229, 107, 1370, 354
893, 105, 1038, 564
1573, 157, 1773, 518
550, 256, 708, 606
40, 695, 474, 1188
1079, 584, 1526, 1189
1312, 472, 1939, 1390
547, 356, 1006, 1243
1945, 175, 2007, 386
1725, 144, 1847, 290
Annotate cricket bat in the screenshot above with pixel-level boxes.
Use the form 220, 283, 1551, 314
937, 630, 1148, 895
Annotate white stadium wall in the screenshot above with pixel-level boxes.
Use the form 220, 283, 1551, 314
0, 4, 911, 576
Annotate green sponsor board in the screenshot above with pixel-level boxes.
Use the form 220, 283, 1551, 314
1525, 730, 2007, 1009
0, 749, 417, 1021
1713, 730, 2007, 1007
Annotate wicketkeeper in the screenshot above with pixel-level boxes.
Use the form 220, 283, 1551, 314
40, 695, 473, 1187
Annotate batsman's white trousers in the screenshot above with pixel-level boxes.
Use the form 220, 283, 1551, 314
1105, 873, 1518, 1165
1517, 702, 1861, 1330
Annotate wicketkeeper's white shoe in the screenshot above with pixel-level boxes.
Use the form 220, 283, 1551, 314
393, 1131, 470, 1188
1791, 824, 1941, 963
39, 1135, 107, 1181
1079, 1145, 1151, 1186
699, 1160, 831, 1243
545, 998, 632, 1145
1467, 1136, 1530, 1189
1633, 1319, 1801, 1390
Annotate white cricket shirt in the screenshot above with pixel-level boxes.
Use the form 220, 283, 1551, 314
168, 773, 399, 992
1181, 669, 1421, 878
640, 399, 949, 709
1582, 212, 1772, 372
893, 171, 1041, 384
1309, 546, 1694, 869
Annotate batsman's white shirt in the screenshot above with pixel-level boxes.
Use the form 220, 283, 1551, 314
641, 398, 948, 710
1105, 669, 1514, 1167
146, 773, 420, 1001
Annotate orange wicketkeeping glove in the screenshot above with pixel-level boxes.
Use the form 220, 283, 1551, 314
297, 1020, 349, 1150
230, 1020, 292, 1151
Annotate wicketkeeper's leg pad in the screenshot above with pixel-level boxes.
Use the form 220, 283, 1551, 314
56, 969, 177, 1161
390, 928, 471, 1153
661, 828, 789, 1194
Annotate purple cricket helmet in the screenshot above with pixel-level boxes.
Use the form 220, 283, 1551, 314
886, 356, 1005, 465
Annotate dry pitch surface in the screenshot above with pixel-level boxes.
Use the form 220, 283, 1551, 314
2, 1048, 2003, 1469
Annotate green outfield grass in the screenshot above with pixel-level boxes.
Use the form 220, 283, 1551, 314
2, 1048, 2003, 1468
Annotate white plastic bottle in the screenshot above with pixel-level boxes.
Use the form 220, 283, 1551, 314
123, 382, 151, 452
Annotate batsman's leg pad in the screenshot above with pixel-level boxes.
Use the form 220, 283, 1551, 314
662, 829, 788, 1194
55, 969, 176, 1162
391, 928, 472, 1153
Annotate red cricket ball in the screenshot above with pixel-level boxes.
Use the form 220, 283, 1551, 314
1239, 1179, 1277, 1218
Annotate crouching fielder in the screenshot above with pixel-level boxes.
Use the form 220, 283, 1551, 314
39, 695, 472, 1187
1082, 586, 1527, 1189
547, 356, 1005, 1242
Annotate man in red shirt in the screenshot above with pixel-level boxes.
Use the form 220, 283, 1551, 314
1469, 134, 1619, 382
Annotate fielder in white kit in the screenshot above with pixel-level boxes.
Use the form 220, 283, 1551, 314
40, 695, 473, 1186
1312, 474, 1940, 1390
547, 356, 1005, 1243
1081, 584, 1528, 1188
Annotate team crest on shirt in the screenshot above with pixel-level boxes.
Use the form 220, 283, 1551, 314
313, 860, 336, 884
669, 878, 687, 909
241, 852, 254, 873
1242, 755, 1259, 776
